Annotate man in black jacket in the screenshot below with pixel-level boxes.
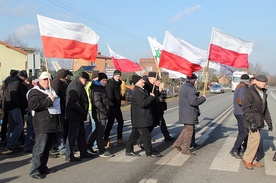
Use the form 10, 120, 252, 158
65, 72, 92, 162
104, 70, 125, 146
125, 75, 162, 158
4, 70, 28, 152
242, 75, 273, 170
28, 72, 61, 179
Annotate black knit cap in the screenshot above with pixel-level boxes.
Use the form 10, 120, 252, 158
148, 72, 156, 77
98, 72, 108, 82
17, 70, 28, 78
187, 73, 198, 80
132, 75, 142, 85
79, 72, 90, 81
240, 74, 250, 80
113, 70, 121, 76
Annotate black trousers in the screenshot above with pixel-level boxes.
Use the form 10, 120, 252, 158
30, 133, 56, 176
126, 127, 153, 156
87, 118, 107, 154
104, 106, 124, 141
67, 121, 87, 157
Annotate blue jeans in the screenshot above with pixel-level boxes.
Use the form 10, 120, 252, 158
6, 108, 23, 149
30, 133, 56, 176
24, 112, 35, 151
231, 114, 248, 153
85, 111, 96, 147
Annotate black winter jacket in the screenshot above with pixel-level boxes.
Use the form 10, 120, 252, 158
106, 78, 122, 107
65, 78, 88, 122
27, 84, 61, 134
131, 86, 154, 128
242, 85, 272, 129
91, 81, 110, 121
4, 75, 28, 113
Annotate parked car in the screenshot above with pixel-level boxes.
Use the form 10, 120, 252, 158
210, 84, 225, 94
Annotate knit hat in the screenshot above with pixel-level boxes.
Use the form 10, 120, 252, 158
10, 69, 19, 77
240, 74, 250, 80
55, 69, 67, 79
17, 70, 28, 78
187, 73, 198, 80
132, 75, 142, 85
255, 75, 268, 82
91, 70, 99, 80
113, 70, 121, 76
79, 72, 90, 81
26, 76, 37, 83
98, 72, 108, 82
66, 70, 73, 76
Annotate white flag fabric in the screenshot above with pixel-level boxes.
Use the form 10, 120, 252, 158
37, 14, 99, 61
209, 27, 253, 68
159, 31, 207, 76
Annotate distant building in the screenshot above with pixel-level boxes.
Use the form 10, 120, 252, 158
139, 57, 157, 75
218, 75, 230, 85
0, 41, 28, 82
73, 52, 113, 73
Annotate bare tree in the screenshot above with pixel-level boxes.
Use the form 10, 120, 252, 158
4, 34, 28, 48
248, 62, 264, 75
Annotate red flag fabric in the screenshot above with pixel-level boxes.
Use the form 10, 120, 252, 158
209, 27, 253, 68
107, 44, 142, 72
159, 31, 207, 76
37, 14, 99, 61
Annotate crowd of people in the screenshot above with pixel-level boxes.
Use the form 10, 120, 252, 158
0, 68, 275, 179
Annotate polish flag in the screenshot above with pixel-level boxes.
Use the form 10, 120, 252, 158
37, 14, 99, 61
107, 44, 142, 72
209, 27, 253, 68
147, 36, 187, 78
159, 31, 207, 76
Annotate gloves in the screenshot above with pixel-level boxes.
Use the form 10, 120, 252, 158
268, 123, 273, 131
250, 122, 258, 133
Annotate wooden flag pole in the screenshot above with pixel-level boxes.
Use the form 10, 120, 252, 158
44, 57, 53, 94
151, 56, 160, 94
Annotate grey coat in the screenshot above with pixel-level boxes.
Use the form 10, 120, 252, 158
179, 82, 206, 125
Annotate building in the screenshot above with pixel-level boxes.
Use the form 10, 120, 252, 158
139, 57, 157, 75
73, 52, 113, 73
0, 41, 28, 82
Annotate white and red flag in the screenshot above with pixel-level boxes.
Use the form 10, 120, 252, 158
37, 14, 99, 61
208, 27, 253, 68
107, 44, 142, 72
159, 31, 207, 76
147, 36, 187, 78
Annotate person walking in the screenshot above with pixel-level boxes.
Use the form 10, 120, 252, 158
242, 74, 273, 170
28, 72, 62, 179
65, 72, 93, 162
4, 70, 28, 152
87, 72, 113, 157
173, 73, 206, 155
125, 75, 162, 158
230, 74, 250, 159
104, 70, 125, 146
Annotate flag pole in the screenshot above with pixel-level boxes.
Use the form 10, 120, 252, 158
203, 27, 215, 95
44, 57, 52, 94
151, 56, 160, 94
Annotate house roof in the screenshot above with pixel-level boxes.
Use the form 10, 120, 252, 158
78, 65, 96, 72
0, 40, 28, 55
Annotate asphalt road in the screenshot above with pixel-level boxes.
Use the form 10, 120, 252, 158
1, 88, 276, 183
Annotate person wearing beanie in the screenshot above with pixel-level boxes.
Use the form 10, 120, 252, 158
140, 71, 173, 147
125, 74, 162, 158
65, 71, 93, 162
3, 69, 28, 153
242, 74, 272, 170
104, 69, 125, 146
230, 74, 250, 159
173, 73, 206, 155
50, 69, 69, 156
87, 72, 113, 157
